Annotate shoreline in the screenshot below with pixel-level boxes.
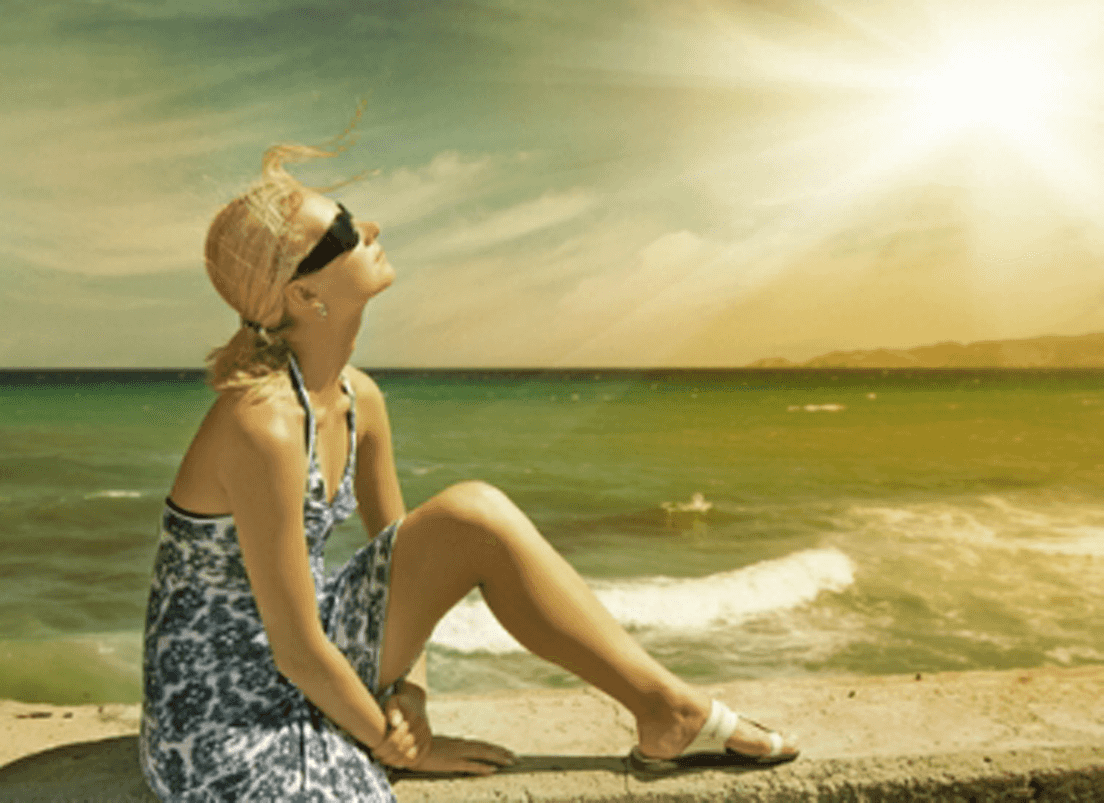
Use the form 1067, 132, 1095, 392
1, 665, 1101, 801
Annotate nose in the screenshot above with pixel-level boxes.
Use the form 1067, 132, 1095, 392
360, 220, 381, 245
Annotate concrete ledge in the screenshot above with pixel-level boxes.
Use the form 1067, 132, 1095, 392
394, 746, 1104, 802
1, 666, 1102, 801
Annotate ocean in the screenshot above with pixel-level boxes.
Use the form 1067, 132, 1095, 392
2, 368, 1103, 705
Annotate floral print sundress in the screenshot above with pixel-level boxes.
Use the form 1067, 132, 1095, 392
140, 355, 400, 801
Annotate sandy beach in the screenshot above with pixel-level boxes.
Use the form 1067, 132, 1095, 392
1, 665, 1101, 801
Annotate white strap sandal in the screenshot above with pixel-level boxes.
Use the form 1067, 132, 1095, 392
628, 700, 797, 775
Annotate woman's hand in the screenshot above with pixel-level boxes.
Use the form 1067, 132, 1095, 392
371, 695, 515, 774
371, 682, 516, 774
371, 685, 430, 768
369, 708, 419, 768
408, 736, 518, 775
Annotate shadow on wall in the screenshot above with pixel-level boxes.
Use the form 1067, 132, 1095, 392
0, 737, 639, 802
0, 735, 156, 802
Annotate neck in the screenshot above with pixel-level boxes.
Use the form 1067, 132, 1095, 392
285, 310, 363, 397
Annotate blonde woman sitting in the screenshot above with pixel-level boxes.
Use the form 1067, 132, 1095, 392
139, 145, 798, 801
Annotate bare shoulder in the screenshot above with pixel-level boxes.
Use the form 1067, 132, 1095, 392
345, 365, 385, 403
171, 378, 307, 512
209, 380, 306, 456
345, 366, 388, 422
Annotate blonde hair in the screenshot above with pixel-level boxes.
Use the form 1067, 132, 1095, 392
204, 103, 370, 391
204, 143, 338, 391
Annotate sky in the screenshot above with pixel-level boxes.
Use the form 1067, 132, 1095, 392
3, 0, 1104, 367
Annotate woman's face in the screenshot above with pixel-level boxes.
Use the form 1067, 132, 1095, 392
293, 191, 394, 312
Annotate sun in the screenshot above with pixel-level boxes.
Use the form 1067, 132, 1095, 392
659, 0, 1104, 296
905, 37, 1072, 150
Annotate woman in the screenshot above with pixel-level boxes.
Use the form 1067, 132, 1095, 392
140, 144, 798, 801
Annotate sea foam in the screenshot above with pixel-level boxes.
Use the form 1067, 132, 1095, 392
83, 490, 142, 500
430, 548, 855, 654
848, 499, 1104, 558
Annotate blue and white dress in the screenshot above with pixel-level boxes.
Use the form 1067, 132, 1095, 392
140, 356, 400, 802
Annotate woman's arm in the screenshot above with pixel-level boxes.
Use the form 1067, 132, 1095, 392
216, 393, 419, 765
347, 369, 432, 738
345, 371, 519, 774
348, 368, 406, 534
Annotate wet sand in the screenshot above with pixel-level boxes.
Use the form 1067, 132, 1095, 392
1, 666, 1102, 801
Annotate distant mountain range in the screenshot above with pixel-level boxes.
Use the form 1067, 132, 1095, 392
747, 332, 1104, 368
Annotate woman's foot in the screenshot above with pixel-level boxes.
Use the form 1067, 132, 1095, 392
725, 712, 799, 761
634, 688, 799, 762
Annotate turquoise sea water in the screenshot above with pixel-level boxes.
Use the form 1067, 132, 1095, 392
2, 369, 1103, 704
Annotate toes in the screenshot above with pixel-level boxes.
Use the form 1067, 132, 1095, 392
728, 718, 798, 758
775, 733, 800, 758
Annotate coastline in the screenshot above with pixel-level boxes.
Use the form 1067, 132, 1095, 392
1, 666, 1101, 801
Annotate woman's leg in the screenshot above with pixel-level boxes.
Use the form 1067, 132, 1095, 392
377, 481, 793, 759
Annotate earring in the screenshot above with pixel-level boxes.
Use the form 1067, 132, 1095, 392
315, 301, 328, 319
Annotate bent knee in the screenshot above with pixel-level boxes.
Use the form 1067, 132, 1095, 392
430, 480, 516, 530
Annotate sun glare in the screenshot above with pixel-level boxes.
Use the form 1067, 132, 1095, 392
664, 1, 1104, 311
907, 38, 1069, 148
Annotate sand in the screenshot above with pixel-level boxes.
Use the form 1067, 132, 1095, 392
1, 666, 1102, 801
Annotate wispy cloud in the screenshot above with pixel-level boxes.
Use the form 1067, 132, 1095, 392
0, 85, 298, 275
342, 151, 496, 229
402, 189, 598, 261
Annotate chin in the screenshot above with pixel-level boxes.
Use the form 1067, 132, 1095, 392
366, 275, 394, 299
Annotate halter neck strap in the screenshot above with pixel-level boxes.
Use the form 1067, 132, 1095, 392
286, 352, 315, 458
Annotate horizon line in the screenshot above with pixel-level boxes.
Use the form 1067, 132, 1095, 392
4, 365, 1104, 374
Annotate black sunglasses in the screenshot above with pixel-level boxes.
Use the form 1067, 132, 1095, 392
293, 203, 359, 278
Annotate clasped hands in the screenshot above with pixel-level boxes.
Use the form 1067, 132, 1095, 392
370, 680, 517, 775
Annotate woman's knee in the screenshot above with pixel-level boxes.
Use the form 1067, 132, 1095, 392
430, 480, 517, 531
407, 482, 539, 570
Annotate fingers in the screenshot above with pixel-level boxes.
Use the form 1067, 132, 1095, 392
414, 736, 518, 775
388, 694, 430, 742
459, 738, 518, 768
373, 709, 420, 768
375, 722, 519, 776
386, 697, 431, 764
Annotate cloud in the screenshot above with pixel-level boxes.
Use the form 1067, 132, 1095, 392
342, 151, 496, 229
0, 84, 288, 275
358, 211, 738, 367
401, 188, 598, 261
551, 227, 738, 365
559, 229, 710, 316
